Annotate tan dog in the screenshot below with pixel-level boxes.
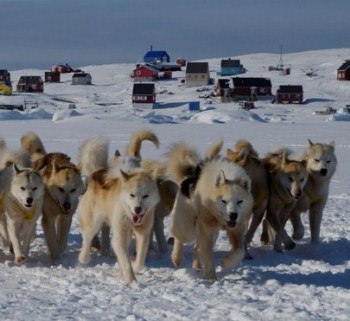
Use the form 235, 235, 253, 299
21, 132, 84, 261
0, 165, 45, 264
168, 143, 253, 281
226, 139, 269, 258
77, 130, 160, 284
261, 152, 308, 252
290, 139, 337, 244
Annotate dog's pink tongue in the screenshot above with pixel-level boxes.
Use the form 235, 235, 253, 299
133, 215, 142, 224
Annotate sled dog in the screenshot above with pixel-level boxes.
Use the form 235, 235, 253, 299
21, 132, 84, 261
77, 130, 160, 284
168, 142, 253, 280
226, 139, 269, 258
261, 151, 308, 252
289, 139, 337, 243
0, 164, 45, 264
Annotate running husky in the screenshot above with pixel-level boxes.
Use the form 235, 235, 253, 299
77, 129, 160, 284
261, 150, 308, 252
20, 132, 84, 261
290, 139, 337, 244
168, 142, 253, 281
0, 165, 45, 264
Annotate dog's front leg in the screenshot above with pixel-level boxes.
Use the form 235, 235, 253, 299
7, 219, 25, 264
309, 200, 327, 244
21, 220, 37, 257
221, 227, 245, 269
111, 223, 135, 285
56, 214, 72, 255
171, 237, 184, 267
197, 222, 217, 281
42, 214, 59, 261
133, 223, 153, 273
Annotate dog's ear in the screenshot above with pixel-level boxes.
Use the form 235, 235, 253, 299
281, 152, 288, 165
12, 163, 22, 175
215, 170, 228, 187
329, 140, 335, 150
240, 176, 251, 192
38, 166, 47, 177
51, 159, 60, 174
308, 138, 314, 146
226, 148, 235, 160
120, 169, 130, 181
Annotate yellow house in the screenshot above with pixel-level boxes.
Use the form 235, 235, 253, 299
0, 83, 12, 95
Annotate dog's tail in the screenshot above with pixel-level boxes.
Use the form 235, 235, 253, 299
77, 137, 109, 177
20, 131, 47, 162
235, 139, 259, 158
166, 142, 200, 185
125, 129, 159, 159
205, 139, 223, 160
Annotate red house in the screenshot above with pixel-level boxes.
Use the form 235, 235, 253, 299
337, 60, 350, 80
132, 83, 156, 109
44, 71, 60, 83
17, 76, 44, 93
232, 77, 272, 100
131, 65, 159, 82
276, 85, 303, 104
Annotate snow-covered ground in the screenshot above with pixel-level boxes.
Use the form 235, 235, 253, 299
0, 49, 349, 321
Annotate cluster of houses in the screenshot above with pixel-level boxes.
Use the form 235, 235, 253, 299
2, 51, 350, 111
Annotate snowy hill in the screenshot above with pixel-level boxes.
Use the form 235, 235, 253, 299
0, 49, 349, 321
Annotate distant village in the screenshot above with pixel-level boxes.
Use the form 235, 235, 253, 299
1, 48, 350, 113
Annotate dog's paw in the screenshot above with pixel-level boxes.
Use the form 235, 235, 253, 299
285, 240, 296, 251
15, 256, 27, 265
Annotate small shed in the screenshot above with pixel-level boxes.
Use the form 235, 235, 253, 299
71, 73, 92, 85
45, 71, 60, 83
0, 69, 11, 85
232, 77, 272, 100
216, 79, 232, 103
16, 76, 44, 93
276, 85, 303, 104
143, 50, 170, 64
220, 59, 244, 76
132, 83, 156, 109
185, 62, 210, 87
337, 60, 350, 80
131, 65, 159, 82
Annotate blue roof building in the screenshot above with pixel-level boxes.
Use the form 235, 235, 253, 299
143, 50, 170, 63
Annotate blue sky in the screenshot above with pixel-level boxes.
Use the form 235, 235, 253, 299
1, 0, 349, 70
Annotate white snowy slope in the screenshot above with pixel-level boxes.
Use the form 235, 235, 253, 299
0, 49, 349, 321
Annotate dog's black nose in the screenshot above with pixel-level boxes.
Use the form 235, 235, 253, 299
63, 202, 71, 212
26, 197, 33, 204
230, 212, 238, 221
134, 206, 142, 214
320, 168, 328, 176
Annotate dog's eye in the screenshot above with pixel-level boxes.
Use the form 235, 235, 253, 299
32, 187, 37, 191
143, 194, 149, 199
237, 200, 243, 206
130, 194, 135, 198
300, 178, 305, 183
58, 187, 65, 193
314, 159, 320, 163
70, 188, 76, 193
20, 187, 25, 191
221, 199, 227, 204
326, 160, 331, 164
288, 177, 294, 182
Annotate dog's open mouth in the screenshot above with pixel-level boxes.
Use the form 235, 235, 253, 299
226, 219, 237, 229
132, 214, 144, 224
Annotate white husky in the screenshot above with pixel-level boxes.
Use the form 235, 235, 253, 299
0, 165, 45, 264
77, 132, 160, 284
